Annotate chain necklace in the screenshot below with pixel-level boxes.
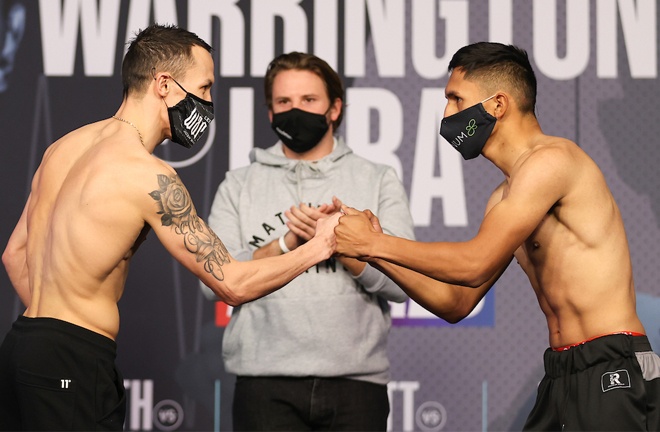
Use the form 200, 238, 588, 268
111, 115, 144, 147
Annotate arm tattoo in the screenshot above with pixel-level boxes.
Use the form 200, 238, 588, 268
149, 174, 230, 280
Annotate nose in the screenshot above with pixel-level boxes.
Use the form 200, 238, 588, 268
443, 104, 455, 119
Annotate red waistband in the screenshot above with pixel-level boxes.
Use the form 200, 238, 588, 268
552, 331, 646, 352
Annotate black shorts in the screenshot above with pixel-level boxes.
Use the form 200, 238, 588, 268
0, 315, 126, 431
524, 333, 660, 431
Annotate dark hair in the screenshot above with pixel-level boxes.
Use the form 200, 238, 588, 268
122, 24, 212, 98
265, 52, 344, 131
448, 42, 537, 114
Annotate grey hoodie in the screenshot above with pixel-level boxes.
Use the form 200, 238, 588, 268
206, 138, 415, 384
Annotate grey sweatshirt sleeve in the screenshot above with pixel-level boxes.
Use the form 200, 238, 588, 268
199, 169, 253, 300
354, 166, 416, 303
207, 170, 254, 262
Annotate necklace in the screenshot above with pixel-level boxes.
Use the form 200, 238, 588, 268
112, 115, 144, 146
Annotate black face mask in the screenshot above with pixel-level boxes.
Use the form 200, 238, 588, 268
271, 108, 330, 154
439, 95, 496, 160
167, 78, 214, 149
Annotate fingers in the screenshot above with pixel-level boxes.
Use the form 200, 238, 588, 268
317, 203, 336, 215
340, 205, 361, 216
286, 203, 324, 240
332, 196, 344, 211
286, 203, 339, 242
294, 203, 328, 221
285, 202, 377, 246
286, 221, 310, 241
363, 209, 383, 233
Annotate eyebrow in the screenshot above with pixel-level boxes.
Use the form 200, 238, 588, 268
274, 93, 321, 100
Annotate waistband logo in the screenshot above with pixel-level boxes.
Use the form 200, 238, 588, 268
601, 369, 631, 392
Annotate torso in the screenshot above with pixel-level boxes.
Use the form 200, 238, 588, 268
502, 139, 644, 348
23, 119, 156, 340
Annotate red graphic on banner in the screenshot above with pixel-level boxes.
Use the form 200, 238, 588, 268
215, 302, 231, 327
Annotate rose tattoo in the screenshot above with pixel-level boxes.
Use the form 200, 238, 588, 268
149, 174, 230, 280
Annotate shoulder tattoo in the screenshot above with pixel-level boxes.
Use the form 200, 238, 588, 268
149, 174, 230, 280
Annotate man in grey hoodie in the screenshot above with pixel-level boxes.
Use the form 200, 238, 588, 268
202, 52, 415, 431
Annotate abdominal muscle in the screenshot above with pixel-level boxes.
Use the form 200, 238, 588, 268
522, 251, 645, 348
541, 289, 645, 349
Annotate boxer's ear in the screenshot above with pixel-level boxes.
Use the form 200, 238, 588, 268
153, 73, 171, 98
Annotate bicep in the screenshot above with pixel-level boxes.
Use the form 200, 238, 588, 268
142, 173, 233, 286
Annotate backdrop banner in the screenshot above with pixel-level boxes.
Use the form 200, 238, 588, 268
1, 1, 658, 430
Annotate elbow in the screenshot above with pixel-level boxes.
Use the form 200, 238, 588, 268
224, 297, 244, 308
217, 285, 247, 307
455, 258, 498, 288
430, 307, 465, 324
213, 277, 251, 307
443, 314, 463, 325
437, 302, 475, 324
215, 292, 244, 307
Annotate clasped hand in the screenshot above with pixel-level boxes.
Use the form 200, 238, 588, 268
284, 197, 381, 261
335, 205, 382, 261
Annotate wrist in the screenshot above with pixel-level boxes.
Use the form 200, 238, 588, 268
365, 232, 383, 261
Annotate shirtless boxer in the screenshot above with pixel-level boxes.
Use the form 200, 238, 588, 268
0, 24, 337, 431
335, 42, 659, 431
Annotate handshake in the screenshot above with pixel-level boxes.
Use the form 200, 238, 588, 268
282, 196, 383, 262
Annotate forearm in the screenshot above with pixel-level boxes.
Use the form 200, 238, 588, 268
209, 237, 328, 305
367, 233, 497, 287
369, 257, 476, 323
371, 251, 510, 322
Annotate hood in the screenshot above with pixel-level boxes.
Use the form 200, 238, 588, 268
248, 137, 352, 203
249, 136, 352, 178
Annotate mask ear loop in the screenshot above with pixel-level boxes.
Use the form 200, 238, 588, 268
480, 94, 497, 104
479, 94, 498, 119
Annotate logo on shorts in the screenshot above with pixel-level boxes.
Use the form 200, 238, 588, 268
601, 369, 631, 392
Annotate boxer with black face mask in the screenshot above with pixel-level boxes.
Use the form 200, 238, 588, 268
334, 41, 659, 432
163, 76, 214, 149
439, 95, 496, 160
0, 26, 340, 432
